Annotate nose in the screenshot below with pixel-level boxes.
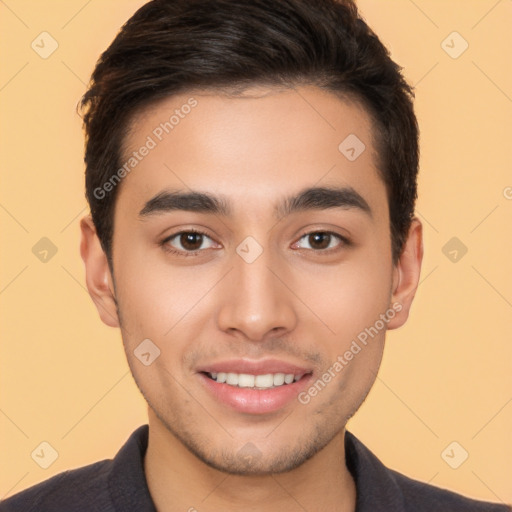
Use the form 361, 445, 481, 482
216, 246, 298, 342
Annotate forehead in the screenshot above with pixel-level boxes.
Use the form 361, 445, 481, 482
116, 85, 386, 219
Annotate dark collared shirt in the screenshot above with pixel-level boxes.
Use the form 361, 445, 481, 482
1, 424, 510, 511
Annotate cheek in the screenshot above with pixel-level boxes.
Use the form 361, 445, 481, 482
299, 251, 393, 343
112, 244, 209, 341
299, 253, 392, 412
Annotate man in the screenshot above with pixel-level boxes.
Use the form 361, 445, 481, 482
1, 0, 509, 511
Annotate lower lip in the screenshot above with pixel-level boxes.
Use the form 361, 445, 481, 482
198, 373, 313, 414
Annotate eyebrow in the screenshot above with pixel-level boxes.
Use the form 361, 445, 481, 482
138, 185, 372, 219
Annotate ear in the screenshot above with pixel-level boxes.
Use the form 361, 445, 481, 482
387, 217, 423, 330
79, 215, 120, 328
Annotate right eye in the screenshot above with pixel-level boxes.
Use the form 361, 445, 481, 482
161, 229, 218, 256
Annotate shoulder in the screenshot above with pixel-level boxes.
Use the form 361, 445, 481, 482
389, 468, 511, 512
344, 430, 511, 512
0, 425, 152, 512
0, 459, 113, 512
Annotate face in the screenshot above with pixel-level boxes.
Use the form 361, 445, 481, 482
81, 85, 422, 475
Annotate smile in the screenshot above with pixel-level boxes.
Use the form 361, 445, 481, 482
199, 370, 313, 414
205, 372, 304, 389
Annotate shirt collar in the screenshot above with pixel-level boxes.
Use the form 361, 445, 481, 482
345, 430, 406, 511
108, 424, 406, 512
108, 424, 156, 512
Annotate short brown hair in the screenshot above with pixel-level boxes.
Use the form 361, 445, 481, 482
80, 0, 419, 266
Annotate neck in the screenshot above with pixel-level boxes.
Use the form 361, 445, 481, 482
143, 410, 357, 512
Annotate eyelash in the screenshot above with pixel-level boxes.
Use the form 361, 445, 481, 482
160, 229, 214, 257
160, 229, 351, 257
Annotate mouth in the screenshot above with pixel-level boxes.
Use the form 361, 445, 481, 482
202, 371, 306, 389
196, 359, 314, 414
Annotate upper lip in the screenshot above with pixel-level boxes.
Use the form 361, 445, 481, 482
197, 358, 313, 376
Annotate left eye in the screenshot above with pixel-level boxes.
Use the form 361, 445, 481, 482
294, 231, 346, 251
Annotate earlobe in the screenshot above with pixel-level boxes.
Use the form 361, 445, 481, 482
387, 218, 423, 330
79, 215, 120, 328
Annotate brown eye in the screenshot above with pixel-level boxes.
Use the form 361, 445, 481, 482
179, 232, 204, 251
163, 230, 216, 254
308, 232, 331, 250
294, 231, 348, 252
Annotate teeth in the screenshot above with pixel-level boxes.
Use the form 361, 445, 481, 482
238, 374, 255, 387
207, 372, 302, 389
226, 373, 238, 385
273, 373, 285, 386
255, 374, 274, 387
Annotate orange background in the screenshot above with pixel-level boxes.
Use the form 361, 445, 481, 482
1, 0, 511, 504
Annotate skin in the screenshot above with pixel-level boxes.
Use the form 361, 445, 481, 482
80, 85, 423, 512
